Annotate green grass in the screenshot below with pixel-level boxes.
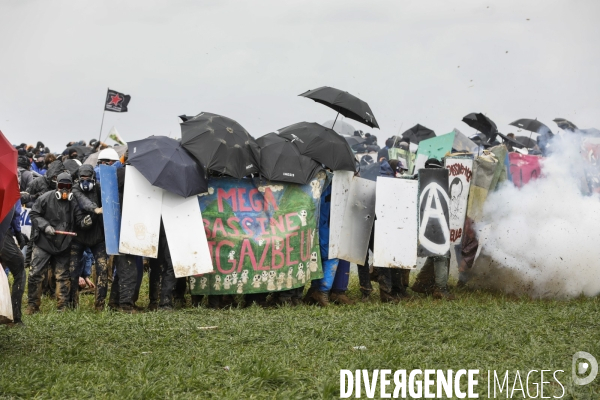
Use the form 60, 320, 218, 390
1, 275, 599, 399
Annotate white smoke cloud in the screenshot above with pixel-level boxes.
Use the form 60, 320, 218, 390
470, 133, 600, 298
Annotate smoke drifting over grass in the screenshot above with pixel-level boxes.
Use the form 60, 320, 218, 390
472, 133, 600, 298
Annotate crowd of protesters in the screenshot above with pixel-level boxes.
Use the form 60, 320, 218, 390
2, 130, 529, 327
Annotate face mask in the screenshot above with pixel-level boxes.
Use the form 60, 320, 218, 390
55, 182, 73, 201
79, 179, 95, 192
49, 179, 57, 189
55, 189, 73, 201
35, 161, 45, 168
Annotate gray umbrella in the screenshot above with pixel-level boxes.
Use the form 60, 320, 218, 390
128, 136, 207, 197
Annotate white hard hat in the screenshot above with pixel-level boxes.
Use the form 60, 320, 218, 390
98, 148, 120, 162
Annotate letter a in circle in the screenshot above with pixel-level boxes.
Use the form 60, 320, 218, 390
419, 182, 450, 255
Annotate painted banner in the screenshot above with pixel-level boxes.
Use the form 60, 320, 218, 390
388, 148, 416, 174
328, 170, 353, 259
119, 166, 162, 258
508, 152, 541, 188
98, 165, 122, 255
444, 157, 473, 245
417, 168, 450, 258
337, 177, 376, 265
189, 175, 325, 295
461, 153, 498, 269
373, 177, 418, 268
161, 192, 214, 278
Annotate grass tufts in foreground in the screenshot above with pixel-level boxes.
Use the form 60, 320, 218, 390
1, 275, 599, 399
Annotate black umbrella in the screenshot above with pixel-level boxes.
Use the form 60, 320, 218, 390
253, 133, 322, 185
299, 86, 380, 129
400, 124, 436, 144
509, 118, 552, 135
553, 118, 578, 131
342, 135, 365, 147
462, 113, 499, 142
462, 113, 497, 134
180, 112, 260, 179
128, 136, 208, 197
515, 136, 537, 149
277, 122, 356, 171
496, 132, 525, 149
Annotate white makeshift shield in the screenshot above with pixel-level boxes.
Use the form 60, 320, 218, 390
373, 177, 418, 269
119, 166, 163, 258
328, 170, 354, 259
337, 176, 376, 265
0, 266, 13, 323
161, 191, 214, 277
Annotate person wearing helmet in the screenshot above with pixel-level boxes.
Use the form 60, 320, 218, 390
26, 172, 92, 314
94, 148, 122, 184
70, 164, 109, 310
97, 148, 120, 166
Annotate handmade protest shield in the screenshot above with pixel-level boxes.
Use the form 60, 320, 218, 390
417, 168, 450, 258
0, 267, 13, 323
161, 191, 214, 278
98, 165, 121, 255
389, 148, 416, 174
328, 170, 353, 259
373, 177, 418, 268
119, 166, 162, 258
337, 176, 376, 264
445, 157, 473, 245
414, 131, 456, 171
190, 174, 325, 296
508, 152, 541, 188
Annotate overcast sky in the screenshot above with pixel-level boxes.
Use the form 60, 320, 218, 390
1, 0, 599, 151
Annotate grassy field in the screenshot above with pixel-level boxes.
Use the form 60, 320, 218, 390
1, 275, 599, 399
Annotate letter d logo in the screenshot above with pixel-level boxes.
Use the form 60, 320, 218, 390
572, 351, 598, 385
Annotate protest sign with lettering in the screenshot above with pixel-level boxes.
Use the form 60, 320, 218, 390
190, 175, 326, 295
417, 168, 450, 258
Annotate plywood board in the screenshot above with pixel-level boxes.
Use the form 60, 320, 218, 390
328, 170, 354, 259
373, 177, 418, 268
445, 157, 473, 245
337, 177, 376, 264
161, 192, 214, 277
417, 168, 450, 258
119, 166, 162, 258
0, 266, 13, 323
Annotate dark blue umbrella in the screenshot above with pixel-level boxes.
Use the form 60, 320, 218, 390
128, 136, 208, 197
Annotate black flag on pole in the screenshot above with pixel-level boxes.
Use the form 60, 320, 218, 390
104, 89, 131, 113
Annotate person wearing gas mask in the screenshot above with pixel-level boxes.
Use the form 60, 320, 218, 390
26, 172, 92, 314
70, 164, 109, 310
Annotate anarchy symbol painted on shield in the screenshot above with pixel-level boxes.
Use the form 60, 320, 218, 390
417, 168, 451, 257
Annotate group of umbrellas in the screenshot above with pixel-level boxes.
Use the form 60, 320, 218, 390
129, 86, 379, 198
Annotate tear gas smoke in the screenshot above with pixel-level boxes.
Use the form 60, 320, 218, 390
471, 132, 600, 298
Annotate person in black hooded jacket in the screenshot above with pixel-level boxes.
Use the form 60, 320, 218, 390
21, 160, 65, 208
26, 172, 91, 314
70, 164, 108, 310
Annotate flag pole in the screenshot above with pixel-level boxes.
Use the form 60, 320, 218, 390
98, 110, 106, 144
98, 87, 108, 143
